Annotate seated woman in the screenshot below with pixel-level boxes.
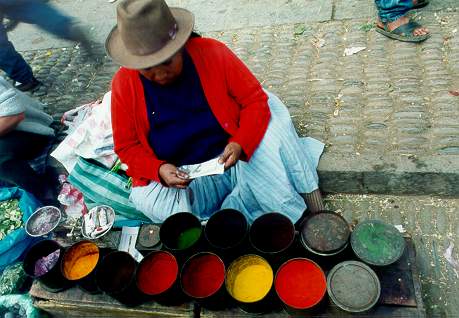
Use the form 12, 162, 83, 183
107, 0, 325, 223
0, 76, 56, 203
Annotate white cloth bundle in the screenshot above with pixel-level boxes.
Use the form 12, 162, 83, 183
51, 91, 118, 172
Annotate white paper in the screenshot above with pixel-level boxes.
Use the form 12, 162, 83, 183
444, 242, 459, 278
344, 46, 366, 56
118, 226, 143, 262
179, 157, 225, 179
394, 224, 406, 233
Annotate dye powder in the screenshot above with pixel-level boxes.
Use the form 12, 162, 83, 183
227, 255, 273, 303
137, 251, 178, 295
34, 249, 60, 277
176, 227, 201, 249
351, 220, 405, 266
27, 206, 61, 236
275, 259, 326, 309
181, 254, 225, 298
63, 242, 99, 280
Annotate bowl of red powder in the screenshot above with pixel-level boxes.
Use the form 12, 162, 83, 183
180, 252, 226, 299
136, 251, 179, 296
274, 258, 327, 312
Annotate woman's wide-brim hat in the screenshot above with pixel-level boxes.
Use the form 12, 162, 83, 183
105, 0, 194, 69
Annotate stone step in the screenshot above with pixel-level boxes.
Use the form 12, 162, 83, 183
319, 153, 459, 196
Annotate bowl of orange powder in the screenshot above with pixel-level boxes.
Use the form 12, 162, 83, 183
61, 240, 100, 283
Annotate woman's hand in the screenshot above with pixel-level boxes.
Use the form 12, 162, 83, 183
0, 113, 25, 137
219, 142, 242, 169
159, 163, 191, 188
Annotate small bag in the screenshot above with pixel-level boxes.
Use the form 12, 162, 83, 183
0, 187, 41, 272
68, 157, 149, 222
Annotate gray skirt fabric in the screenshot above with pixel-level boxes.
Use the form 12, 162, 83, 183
130, 91, 324, 224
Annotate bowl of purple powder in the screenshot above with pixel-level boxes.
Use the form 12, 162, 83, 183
25, 206, 62, 237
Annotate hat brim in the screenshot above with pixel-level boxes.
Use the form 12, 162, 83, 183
105, 7, 194, 70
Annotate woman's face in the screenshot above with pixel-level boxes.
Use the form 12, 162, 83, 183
138, 51, 183, 85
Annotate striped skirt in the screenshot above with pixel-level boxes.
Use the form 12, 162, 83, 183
130, 92, 324, 224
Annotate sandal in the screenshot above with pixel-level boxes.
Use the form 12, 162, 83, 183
412, 0, 429, 10
376, 20, 430, 43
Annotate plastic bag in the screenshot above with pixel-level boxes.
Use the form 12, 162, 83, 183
61, 102, 95, 135
0, 295, 40, 318
51, 92, 118, 173
0, 262, 27, 295
0, 187, 41, 272
57, 175, 87, 219
68, 158, 149, 223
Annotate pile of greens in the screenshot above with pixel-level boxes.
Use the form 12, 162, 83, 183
0, 199, 23, 240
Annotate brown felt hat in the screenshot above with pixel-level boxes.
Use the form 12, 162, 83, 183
105, 0, 194, 69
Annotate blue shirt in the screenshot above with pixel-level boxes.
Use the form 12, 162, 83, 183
140, 50, 229, 166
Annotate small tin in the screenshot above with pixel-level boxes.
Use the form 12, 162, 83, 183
204, 209, 249, 263
137, 224, 161, 248
351, 219, 406, 266
136, 250, 184, 305
327, 261, 381, 313
96, 251, 146, 306
249, 213, 295, 268
180, 252, 227, 309
23, 240, 72, 292
300, 210, 350, 256
160, 212, 203, 263
61, 240, 100, 282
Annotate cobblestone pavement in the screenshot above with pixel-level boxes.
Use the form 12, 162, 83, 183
5, 3, 459, 195
326, 194, 459, 317
8, 0, 459, 50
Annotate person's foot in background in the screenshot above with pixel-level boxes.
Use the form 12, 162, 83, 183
374, 0, 430, 42
14, 77, 41, 92
376, 15, 430, 39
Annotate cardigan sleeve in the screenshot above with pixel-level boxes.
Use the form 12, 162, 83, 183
111, 71, 165, 183
220, 42, 271, 160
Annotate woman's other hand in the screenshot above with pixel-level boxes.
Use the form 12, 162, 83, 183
0, 113, 25, 137
159, 163, 191, 188
219, 142, 242, 169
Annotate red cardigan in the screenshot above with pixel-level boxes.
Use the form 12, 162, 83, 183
111, 37, 271, 187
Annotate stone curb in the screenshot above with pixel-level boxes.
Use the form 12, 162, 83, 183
319, 153, 459, 196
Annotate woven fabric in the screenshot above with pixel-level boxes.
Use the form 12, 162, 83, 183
68, 157, 149, 222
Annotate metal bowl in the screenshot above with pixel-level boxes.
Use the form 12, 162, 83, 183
81, 205, 115, 239
25, 206, 62, 237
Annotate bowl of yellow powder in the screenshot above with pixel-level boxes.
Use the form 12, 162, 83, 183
225, 254, 274, 307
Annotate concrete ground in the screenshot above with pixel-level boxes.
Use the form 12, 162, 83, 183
2, 0, 459, 316
325, 194, 459, 317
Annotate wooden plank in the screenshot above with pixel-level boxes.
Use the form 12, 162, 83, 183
31, 283, 193, 317
34, 300, 191, 318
